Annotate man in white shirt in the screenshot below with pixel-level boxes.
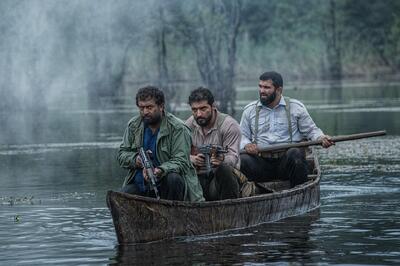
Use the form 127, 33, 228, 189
240, 71, 334, 187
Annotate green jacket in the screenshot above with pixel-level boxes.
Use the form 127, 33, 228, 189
117, 112, 205, 202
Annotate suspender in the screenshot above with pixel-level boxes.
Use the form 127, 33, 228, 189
216, 113, 228, 145
284, 96, 293, 143
253, 101, 261, 144
253, 96, 293, 144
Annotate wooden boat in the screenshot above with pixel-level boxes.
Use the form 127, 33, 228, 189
107, 148, 321, 244
107, 131, 386, 243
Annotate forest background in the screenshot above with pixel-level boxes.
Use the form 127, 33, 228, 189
1, 0, 399, 114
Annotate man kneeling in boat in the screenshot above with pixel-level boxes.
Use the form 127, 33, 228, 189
186, 87, 242, 200
240, 71, 334, 188
117, 86, 204, 202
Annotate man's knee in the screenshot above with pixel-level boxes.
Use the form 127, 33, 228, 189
215, 164, 237, 184
215, 163, 233, 176
240, 153, 254, 164
165, 172, 184, 188
286, 148, 304, 161
211, 164, 239, 200
162, 172, 185, 200
240, 154, 257, 171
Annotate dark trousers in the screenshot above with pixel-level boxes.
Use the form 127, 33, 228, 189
240, 148, 308, 188
121, 172, 185, 201
198, 164, 239, 201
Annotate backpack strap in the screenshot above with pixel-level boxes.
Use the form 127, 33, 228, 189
216, 112, 228, 145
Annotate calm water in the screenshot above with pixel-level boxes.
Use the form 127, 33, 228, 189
1, 82, 399, 265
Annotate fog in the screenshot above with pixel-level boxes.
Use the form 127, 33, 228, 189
1, 0, 399, 112
0, 0, 156, 110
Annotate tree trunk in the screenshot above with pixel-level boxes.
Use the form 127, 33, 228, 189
323, 0, 342, 81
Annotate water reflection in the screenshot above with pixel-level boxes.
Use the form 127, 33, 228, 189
112, 209, 320, 265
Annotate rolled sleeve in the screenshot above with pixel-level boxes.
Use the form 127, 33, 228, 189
298, 107, 324, 141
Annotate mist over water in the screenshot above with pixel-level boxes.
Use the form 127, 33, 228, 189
0, 0, 154, 111
2, 0, 399, 112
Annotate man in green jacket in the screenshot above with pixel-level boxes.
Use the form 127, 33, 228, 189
117, 86, 204, 202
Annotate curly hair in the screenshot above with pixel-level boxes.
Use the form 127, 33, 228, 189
135, 86, 165, 106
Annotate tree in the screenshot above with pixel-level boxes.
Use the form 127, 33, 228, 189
323, 0, 343, 81
343, 0, 400, 73
153, 4, 176, 111
164, 0, 242, 114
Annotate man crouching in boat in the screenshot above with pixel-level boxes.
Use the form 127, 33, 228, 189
240, 71, 334, 188
186, 87, 242, 200
117, 86, 204, 202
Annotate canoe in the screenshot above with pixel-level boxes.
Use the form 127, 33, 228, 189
107, 148, 321, 244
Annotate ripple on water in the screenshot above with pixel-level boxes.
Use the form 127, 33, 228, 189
0, 142, 119, 155
1, 137, 399, 265
0, 204, 116, 264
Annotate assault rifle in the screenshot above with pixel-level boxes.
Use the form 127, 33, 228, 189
240, 130, 386, 155
198, 144, 228, 174
139, 148, 160, 200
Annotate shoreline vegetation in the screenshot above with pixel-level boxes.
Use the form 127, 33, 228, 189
1, 77, 399, 113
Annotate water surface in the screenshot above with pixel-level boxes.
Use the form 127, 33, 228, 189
1, 82, 399, 265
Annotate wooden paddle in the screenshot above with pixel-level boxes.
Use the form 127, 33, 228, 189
240, 130, 387, 154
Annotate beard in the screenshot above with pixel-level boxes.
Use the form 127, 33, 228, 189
259, 90, 276, 106
195, 115, 212, 127
143, 112, 162, 125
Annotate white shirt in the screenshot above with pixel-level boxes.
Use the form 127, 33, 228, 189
240, 96, 324, 149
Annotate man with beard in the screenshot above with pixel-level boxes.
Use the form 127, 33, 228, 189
186, 87, 241, 200
117, 86, 204, 201
240, 71, 334, 187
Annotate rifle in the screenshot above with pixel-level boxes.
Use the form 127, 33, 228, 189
139, 148, 160, 200
240, 130, 386, 155
198, 144, 228, 174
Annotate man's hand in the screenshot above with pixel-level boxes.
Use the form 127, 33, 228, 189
319, 135, 335, 148
244, 143, 258, 155
190, 154, 206, 167
135, 155, 143, 168
153, 168, 163, 177
210, 153, 224, 167
142, 167, 163, 182
142, 167, 149, 181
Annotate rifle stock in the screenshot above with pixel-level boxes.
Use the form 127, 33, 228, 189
240, 130, 386, 154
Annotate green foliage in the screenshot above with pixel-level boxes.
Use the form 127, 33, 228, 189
341, 0, 400, 72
